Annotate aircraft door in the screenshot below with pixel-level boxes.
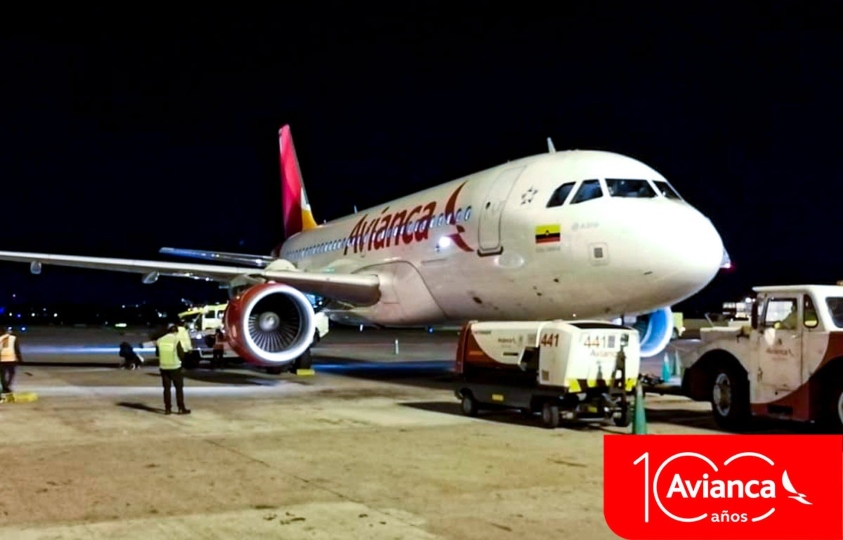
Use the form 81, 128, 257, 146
477, 166, 525, 256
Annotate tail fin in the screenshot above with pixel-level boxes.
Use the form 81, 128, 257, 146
279, 125, 318, 239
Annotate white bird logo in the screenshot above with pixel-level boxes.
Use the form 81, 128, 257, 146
782, 470, 811, 505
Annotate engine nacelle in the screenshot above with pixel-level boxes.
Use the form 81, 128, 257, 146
223, 282, 315, 366
631, 306, 675, 358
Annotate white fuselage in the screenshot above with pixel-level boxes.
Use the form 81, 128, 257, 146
277, 150, 725, 327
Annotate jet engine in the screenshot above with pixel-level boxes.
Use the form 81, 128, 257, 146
630, 306, 675, 358
223, 282, 315, 366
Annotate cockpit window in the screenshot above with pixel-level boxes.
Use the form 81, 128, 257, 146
605, 179, 657, 198
653, 180, 682, 200
546, 182, 575, 208
570, 179, 602, 204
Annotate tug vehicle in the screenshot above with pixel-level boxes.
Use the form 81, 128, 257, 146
679, 285, 843, 432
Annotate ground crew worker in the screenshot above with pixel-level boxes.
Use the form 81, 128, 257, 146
175, 321, 198, 368
776, 303, 798, 330
156, 325, 191, 415
176, 322, 193, 353
0, 327, 22, 394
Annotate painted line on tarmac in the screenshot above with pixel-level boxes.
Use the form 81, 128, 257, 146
11, 383, 322, 398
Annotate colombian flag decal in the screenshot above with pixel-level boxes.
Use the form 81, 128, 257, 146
535, 224, 561, 244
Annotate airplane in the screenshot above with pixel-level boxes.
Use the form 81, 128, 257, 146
0, 125, 729, 372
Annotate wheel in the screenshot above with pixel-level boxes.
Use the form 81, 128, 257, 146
266, 365, 285, 375
821, 381, 843, 433
460, 393, 478, 416
710, 364, 750, 431
541, 402, 560, 429
294, 349, 313, 371
613, 402, 631, 427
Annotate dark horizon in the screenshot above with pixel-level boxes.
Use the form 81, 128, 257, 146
3, 6, 842, 315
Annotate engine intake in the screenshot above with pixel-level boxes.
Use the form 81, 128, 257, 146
633, 306, 675, 358
224, 282, 315, 366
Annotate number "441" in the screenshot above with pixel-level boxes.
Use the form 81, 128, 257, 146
541, 333, 559, 347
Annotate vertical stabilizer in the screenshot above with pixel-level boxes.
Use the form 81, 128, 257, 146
279, 125, 318, 239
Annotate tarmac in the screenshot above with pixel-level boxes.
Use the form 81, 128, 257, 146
0, 325, 805, 539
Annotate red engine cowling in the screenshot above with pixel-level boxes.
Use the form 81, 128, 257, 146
223, 282, 315, 366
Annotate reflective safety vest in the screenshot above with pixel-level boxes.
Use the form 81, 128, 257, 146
0, 334, 16, 363
157, 333, 182, 370
176, 326, 193, 352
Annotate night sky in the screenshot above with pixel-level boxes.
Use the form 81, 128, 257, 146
1, 4, 841, 314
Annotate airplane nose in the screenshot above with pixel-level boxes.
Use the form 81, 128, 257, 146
626, 202, 725, 302
660, 207, 725, 293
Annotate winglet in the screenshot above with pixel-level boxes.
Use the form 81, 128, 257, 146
279, 125, 318, 239
547, 137, 556, 153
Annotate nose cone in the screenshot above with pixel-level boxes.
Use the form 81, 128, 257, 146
625, 202, 725, 305
659, 206, 724, 300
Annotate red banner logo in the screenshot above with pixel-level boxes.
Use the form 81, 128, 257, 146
604, 434, 842, 539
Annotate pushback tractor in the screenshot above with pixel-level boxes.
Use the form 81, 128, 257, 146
679, 284, 843, 432
454, 320, 641, 428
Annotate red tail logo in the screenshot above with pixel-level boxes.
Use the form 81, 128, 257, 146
279, 125, 317, 239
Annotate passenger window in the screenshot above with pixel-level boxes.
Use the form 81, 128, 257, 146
570, 180, 603, 204
605, 179, 656, 198
546, 182, 575, 208
654, 180, 682, 200
804, 295, 819, 328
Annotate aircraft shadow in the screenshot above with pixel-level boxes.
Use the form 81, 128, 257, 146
23, 361, 122, 368
145, 370, 277, 386
630, 407, 827, 435
401, 402, 834, 435
117, 401, 167, 414
312, 358, 457, 391
400, 401, 616, 431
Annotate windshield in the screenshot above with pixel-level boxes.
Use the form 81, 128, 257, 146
826, 297, 843, 327
653, 180, 682, 200
570, 179, 602, 204
605, 179, 656, 198
179, 314, 200, 328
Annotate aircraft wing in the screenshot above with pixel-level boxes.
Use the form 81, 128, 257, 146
0, 250, 381, 305
159, 247, 276, 268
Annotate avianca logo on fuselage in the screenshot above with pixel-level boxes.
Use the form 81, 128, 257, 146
343, 182, 473, 255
